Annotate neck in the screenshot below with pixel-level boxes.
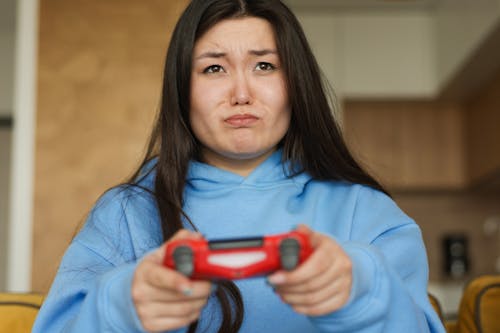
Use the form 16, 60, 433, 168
201, 148, 276, 177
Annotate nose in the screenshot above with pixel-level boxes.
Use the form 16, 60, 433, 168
230, 72, 252, 106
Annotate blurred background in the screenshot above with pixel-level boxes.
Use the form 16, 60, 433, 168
1, 0, 499, 320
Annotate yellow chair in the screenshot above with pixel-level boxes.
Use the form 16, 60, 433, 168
429, 292, 445, 323
454, 275, 500, 333
0, 293, 44, 333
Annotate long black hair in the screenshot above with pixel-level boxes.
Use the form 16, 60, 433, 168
130, 0, 387, 332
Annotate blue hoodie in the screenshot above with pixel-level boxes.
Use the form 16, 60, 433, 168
33, 150, 445, 332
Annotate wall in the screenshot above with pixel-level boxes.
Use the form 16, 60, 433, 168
435, 0, 500, 90
295, 3, 500, 287
342, 65, 500, 285
338, 11, 436, 98
396, 191, 500, 317
296, 2, 500, 100
33, 0, 187, 292
395, 192, 500, 282
296, 13, 340, 96
296, 10, 436, 99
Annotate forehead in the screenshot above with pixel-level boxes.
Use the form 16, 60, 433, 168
194, 17, 277, 53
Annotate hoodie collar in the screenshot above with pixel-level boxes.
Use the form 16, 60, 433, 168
186, 149, 310, 190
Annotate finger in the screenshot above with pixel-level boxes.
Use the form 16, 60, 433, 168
292, 291, 350, 317
280, 272, 351, 307
294, 224, 313, 237
145, 264, 214, 298
277, 245, 352, 294
136, 298, 208, 320
295, 224, 323, 249
146, 230, 202, 264
140, 310, 201, 333
141, 260, 192, 291
133, 280, 212, 303
133, 261, 195, 304
268, 233, 336, 286
274, 259, 337, 294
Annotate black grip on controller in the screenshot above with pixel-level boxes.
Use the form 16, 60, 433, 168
279, 238, 300, 271
173, 246, 194, 277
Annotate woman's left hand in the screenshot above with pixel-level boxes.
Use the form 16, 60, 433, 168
267, 225, 352, 316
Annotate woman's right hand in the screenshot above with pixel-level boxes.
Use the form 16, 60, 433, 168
131, 230, 212, 332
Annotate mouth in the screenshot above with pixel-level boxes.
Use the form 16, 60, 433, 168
224, 114, 259, 127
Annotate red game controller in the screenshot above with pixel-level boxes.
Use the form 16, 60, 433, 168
163, 230, 313, 280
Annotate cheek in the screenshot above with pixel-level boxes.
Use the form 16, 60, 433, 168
277, 108, 291, 135
262, 78, 288, 110
191, 79, 227, 113
190, 82, 217, 126
190, 78, 206, 111
189, 106, 214, 140
267, 90, 290, 127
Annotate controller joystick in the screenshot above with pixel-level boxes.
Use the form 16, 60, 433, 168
172, 246, 194, 277
279, 238, 300, 271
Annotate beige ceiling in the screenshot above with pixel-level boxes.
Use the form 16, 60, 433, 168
284, 0, 440, 11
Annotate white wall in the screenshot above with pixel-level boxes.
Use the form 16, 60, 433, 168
339, 11, 437, 99
297, 10, 437, 99
295, 13, 341, 96
296, 3, 500, 99
6, 0, 38, 292
435, 0, 500, 89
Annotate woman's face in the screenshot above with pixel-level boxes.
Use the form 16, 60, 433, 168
190, 17, 291, 176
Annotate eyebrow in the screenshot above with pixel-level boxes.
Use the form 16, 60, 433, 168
249, 49, 278, 56
194, 49, 278, 60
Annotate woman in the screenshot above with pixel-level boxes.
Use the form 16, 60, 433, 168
33, 0, 446, 332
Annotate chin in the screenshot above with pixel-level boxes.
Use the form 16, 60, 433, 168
224, 147, 275, 161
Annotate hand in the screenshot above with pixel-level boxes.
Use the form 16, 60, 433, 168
267, 225, 352, 316
131, 230, 212, 332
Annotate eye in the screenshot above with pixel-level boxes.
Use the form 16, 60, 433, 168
255, 62, 276, 72
203, 65, 225, 74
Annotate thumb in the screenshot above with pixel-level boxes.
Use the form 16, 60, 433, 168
148, 229, 203, 264
294, 223, 312, 235
295, 224, 322, 248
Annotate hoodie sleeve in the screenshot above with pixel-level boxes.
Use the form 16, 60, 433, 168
309, 186, 446, 333
31, 187, 186, 333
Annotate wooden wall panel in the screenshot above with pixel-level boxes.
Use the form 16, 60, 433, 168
343, 100, 467, 190
34, 0, 187, 292
466, 69, 500, 184
395, 192, 500, 281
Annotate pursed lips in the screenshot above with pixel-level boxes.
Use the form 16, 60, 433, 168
224, 114, 260, 127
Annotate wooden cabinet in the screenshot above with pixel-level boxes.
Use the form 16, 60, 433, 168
466, 70, 500, 187
343, 24, 500, 191
343, 66, 500, 191
343, 100, 467, 191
